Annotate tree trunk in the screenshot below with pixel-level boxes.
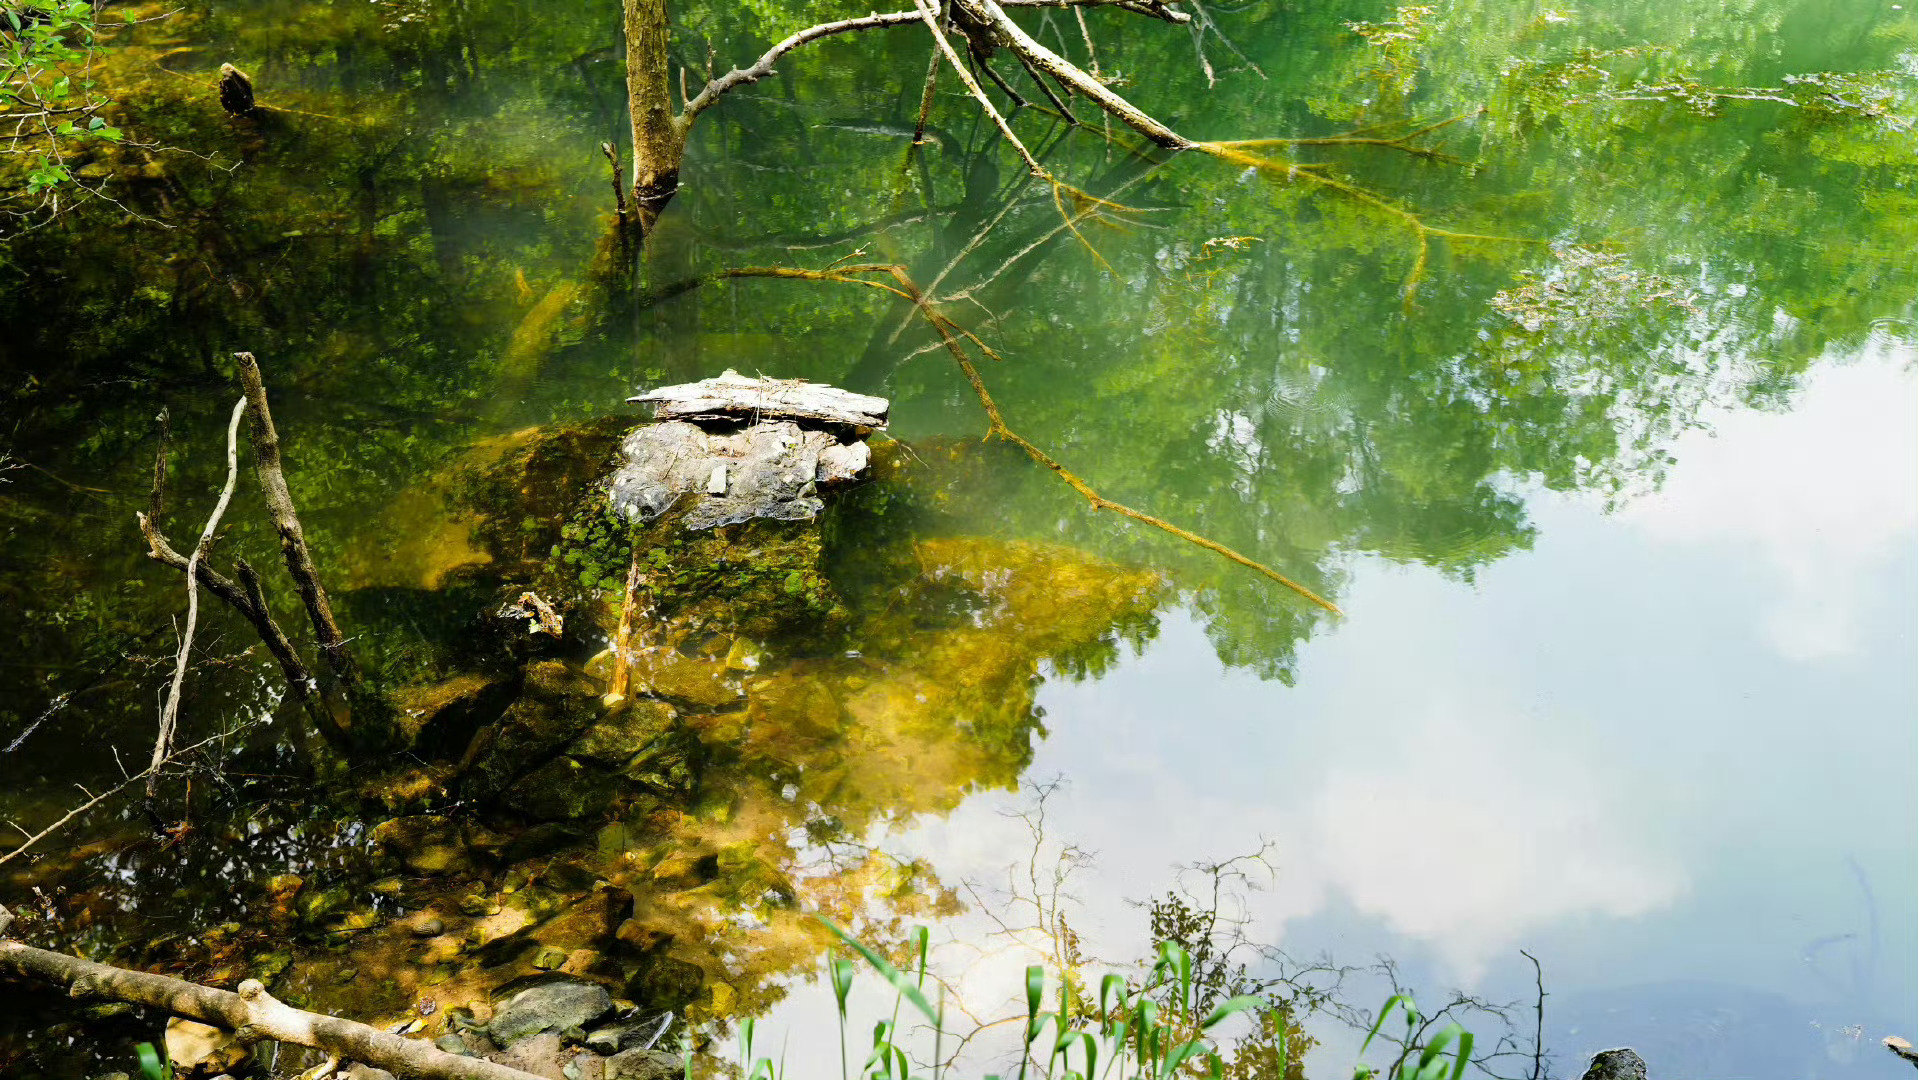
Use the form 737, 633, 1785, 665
623, 0, 684, 238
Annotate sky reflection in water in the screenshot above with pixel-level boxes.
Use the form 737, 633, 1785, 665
793, 343, 1916, 1080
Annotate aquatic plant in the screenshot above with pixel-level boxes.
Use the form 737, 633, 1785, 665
711, 920, 1479, 1080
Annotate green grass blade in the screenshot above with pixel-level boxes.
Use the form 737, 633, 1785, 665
1199, 995, 1266, 1031
820, 916, 942, 1027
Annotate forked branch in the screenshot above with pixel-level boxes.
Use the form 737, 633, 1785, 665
145, 397, 247, 797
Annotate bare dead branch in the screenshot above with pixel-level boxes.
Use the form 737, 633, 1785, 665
963, 0, 1193, 149
679, 11, 924, 127
601, 140, 629, 219
915, 0, 1053, 178
998, 0, 1191, 23
149, 406, 170, 524
913, 46, 943, 144
234, 352, 357, 690
146, 397, 246, 797
603, 551, 645, 707
1520, 949, 1546, 1080
137, 521, 311, 702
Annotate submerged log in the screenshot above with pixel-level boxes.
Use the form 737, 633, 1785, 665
628, 369, 889, 430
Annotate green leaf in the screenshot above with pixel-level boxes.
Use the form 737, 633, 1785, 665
818, 917, 941, 1028
1199, 995, 1266, 1031
830, 954, 857, 1018
135, 1043, 169, 1080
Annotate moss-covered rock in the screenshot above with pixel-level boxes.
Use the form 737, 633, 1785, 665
392, 673, 516, 758
502, 756, 621, 821
462, 661, 605, 800
369, 814, 473, 876
567, 701, 678, 764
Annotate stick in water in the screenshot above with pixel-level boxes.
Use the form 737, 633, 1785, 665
146, 397, 248, 798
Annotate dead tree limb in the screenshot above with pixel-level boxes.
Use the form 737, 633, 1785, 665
146, 397, 247, 798
679, 11, 924, 127
1885, 1037, 1918, 1069
136, 519, 321, 717
998, 0, 1191, 21
233, 353, 357, 692
961, 0, 1191, 148
0, 909, 546, 1080
603, 551, 645, 706
913, 46, 943, 144
149, 406, 170, 524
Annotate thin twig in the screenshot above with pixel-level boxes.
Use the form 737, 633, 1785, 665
679, 11, 924, 126
146, 397, 246, 798
1520, 949, 1546, 1080
0, 723, 258, 869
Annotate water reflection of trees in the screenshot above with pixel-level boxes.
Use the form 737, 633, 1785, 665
0, 0, 1912, 1064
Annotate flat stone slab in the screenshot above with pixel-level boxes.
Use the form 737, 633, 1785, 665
628, 369, 889, 430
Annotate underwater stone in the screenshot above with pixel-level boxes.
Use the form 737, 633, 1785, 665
606, 420, 870, 529
489, 979, 614, 1048
1581, 1049, 1648, 1080
503, 756, 621, 821
567, 701, 678, 764
464, 661, 605, 799
369, 815, 471, 876
626, 649, 739, 709
605, 1048, 682, 1080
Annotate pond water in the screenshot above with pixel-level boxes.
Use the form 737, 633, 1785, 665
1, 0, 1913, 1077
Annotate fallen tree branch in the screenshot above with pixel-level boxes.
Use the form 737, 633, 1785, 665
234, 353, 370, 714
679, 11, 923, 127
0, 908, 546, 1080
146, 398, 247, 798
136, 517, 346, 750
964, 0, 1192, 149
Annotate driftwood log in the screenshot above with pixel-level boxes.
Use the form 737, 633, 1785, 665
628, 369, 889, 429
0, 905, 545, 1080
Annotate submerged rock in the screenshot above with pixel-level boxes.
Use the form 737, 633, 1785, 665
1581, 1049, 1648, 1080
489, 979, 614, 1048
605, 1047, 681, 1080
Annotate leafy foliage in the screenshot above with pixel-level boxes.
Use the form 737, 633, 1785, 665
1, 0, 123, 223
